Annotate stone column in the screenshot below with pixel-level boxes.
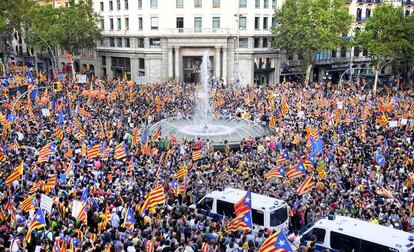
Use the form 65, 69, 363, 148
215, 46, 221, 80
130, 57, 139, 81
106, 56, 113, 79
222, 47, 227, 85
174, 47, 180, 82
273, 56, 281, 84
168, 47, 173, 79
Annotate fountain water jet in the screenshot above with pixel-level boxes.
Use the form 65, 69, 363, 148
149, 51, 265, 148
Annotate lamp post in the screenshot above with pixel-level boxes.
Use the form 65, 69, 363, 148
27, 30, 58, 73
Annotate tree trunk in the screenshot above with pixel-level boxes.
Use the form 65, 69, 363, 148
373, 68, 379, 96
304, 63, 313, 85
396, 73, 400, 92
34, 49, 39, 76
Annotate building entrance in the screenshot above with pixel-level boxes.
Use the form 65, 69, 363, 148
183, 56, 213, 83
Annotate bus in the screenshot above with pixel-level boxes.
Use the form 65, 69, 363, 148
190, 188, 289, 230
298, 215, 414, 252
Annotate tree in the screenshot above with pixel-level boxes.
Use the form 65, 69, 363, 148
26, 5, 62, 73
271, 0, 352, 84
355, 4, 412, 95
0, 0, 34, 72
55, 0, 102, 78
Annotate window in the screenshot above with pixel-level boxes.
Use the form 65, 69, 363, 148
196, 197, 213, 211
240, 0, 247, 8
102, 56, 106, 66
239, 38, 248, 48
176, 17, 184, 29
330, 231, 361, 252
301, 228, 326, 244
264, 0, 269, 8
263, 17, 268, 29
125, 18, 129, 30
194, 17, 202, 32
116, 0, 121, 10
216, 200, 235, 218
124, 0, 128, 9
117, 18, 121, 30
255, 17, 260, 29
194, 0, 202, 8
138, 0, 142, 9
405, 10, 410, 16
125, 38, 130, 47
149, 38, 161, 47
366, 8, 371, 18
138, 17, 143, 30
331, 49, 337, 58
262, 37, 268, 47
270, 206, 288, 226
212, 17, 220, 29
109, 1, 113, 10
139, 58, 145, 69
116, 37, 122, 47
252, 209, 264, 226
109, 38, 115, 47
100, 19, 105, 30
340, 47, 346, 57
213, 0, 220, 8
151, 17, 158, 30
239, 17, 246, 30
272, 0, 276, 8
138, 38, 144, 48
255, 0, 260, 8
176, 0, 184, 8
110, 18, 114, 30
254, 38, 260, 48
271, 17, 275, 28
360, 240, 392, 252
150, 0, 158, 8
100, 2, 104, 11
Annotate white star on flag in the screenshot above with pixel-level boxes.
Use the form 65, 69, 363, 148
244, 197, 250, 203
278, 240, 285, 246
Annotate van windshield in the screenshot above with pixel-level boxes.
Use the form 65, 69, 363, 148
270, 205, 288, 227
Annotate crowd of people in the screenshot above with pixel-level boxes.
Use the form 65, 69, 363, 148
0, 72, 413, 251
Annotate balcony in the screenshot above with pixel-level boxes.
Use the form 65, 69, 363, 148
164, 28, 232, 35
356, 17, 365, 23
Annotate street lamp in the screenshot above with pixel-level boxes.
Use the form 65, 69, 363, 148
27, 29, 58, 73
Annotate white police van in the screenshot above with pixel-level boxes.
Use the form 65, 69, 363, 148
298, 215, 414, 252
190, 188, 289, 230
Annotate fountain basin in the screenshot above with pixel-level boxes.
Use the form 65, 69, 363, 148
149, 116, 266, 148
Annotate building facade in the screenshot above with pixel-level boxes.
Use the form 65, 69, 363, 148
282, 0, 414, 84
88, 0, 283, 85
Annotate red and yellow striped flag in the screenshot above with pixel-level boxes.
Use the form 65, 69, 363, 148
5, 162, 24, 185
20, 195, 35, 212
175, 166, 187, 179
192, 149, 202, 161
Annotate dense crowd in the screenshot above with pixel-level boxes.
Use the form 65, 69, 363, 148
0, 72, 413, 252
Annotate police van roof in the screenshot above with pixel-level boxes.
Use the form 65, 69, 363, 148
315, 215, 414, 250
207, 188, 286, 211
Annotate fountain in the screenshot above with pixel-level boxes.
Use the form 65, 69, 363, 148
149, 51, 265, 148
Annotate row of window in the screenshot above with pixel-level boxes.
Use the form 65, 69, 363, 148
102, 37, 269, 49
100, 0, 277, 11
104, 37, 160, 48
102, 16, 274, 31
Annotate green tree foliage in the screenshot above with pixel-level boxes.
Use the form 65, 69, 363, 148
271, 0, 352, 84
355, 4, 413, 94
0, 0, 34, 70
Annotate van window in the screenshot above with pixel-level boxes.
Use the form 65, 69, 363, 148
330, 231, 361, 252
251, 209, 264, 226
197, 197, 213, 211
270, 206, 288, 227
216, 200, 235, 218
360, 240, 394, 252
301, 228, 326, 244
